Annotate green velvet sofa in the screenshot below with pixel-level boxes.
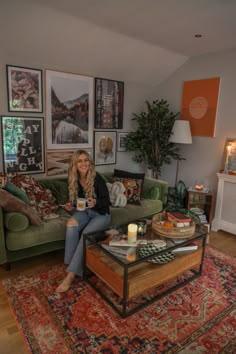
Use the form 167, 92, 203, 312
0, 173, 168, 268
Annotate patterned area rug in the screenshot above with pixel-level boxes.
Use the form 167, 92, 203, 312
1, 246, 236, 353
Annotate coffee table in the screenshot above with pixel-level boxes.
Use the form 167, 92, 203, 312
83, 224, 207, 317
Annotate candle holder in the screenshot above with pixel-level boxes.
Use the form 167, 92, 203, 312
137, 220, 146, 236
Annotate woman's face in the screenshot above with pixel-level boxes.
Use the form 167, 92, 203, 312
76, 153, 90, 176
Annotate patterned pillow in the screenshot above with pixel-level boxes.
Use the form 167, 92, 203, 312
113, 177, 142, 205
11, 174, 58, 218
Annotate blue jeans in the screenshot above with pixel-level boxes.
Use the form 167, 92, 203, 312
64, 208, 110, 276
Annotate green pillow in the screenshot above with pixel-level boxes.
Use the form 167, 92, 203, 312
39, 180, 69, 205
147, 186, 160, 200
4, 212, 29, 232
4, 182, 30, 205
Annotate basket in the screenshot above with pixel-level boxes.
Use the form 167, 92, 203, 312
152, 212, 195, 239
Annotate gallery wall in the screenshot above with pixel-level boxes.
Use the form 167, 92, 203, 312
0, 0, 187, 178
155, 48, 236, 192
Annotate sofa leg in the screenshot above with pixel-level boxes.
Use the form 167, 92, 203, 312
5, 262, 11, 271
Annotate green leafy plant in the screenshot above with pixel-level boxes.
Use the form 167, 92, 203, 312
126, 99, 183, 179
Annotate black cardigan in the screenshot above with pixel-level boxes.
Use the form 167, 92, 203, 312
77, 173, 110, 215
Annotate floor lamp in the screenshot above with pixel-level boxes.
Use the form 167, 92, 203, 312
169, 120, 192, 186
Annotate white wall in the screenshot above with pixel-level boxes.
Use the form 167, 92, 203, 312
155, 48, 236, 192
0, 0, 187, 176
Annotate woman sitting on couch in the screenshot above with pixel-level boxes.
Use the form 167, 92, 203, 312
56, 149, 111, 293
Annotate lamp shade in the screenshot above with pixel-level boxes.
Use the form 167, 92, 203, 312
169, 120, 192, 144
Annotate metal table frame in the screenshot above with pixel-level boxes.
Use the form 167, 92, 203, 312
83, 228, 207, 318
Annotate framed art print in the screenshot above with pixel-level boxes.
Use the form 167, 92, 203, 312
94, 131, 117, 165
6, 65, 43, 113
46, 70, 94, 149
117, 132, 128, 152
46, 149, 92, 176
95, 78, 124, 129
181, 77, 220, 137
1, 116, 44, 174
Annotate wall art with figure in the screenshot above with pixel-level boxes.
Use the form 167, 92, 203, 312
94, 131, 116, 165
46, 70, 94, 150
1, 116, 44, 174
6, 65, 43, 113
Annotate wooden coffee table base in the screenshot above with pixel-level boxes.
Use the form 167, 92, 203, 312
84, 241, 206, 317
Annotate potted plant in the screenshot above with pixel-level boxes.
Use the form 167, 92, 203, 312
126, 99, 183, 179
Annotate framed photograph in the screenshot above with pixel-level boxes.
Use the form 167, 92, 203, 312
94, 131, 117, 165
117, 132, 129, 152
95, 78, 124, 129
181, 77, 220, 137
46, 70, 94, 150
6, 65, 43, 113
46, 149, 92, 176
1, 116, 44, 174
223, 138, 236, 174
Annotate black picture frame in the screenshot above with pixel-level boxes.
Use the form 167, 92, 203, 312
6, 65, 43, 113
117, 132, 129, 152
1, 116, 45, 174
95, 78, 124, 129
94, 131, 117, 165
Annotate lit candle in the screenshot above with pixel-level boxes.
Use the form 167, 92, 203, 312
128, 223, 137, 243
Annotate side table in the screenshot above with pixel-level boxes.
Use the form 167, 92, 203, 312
186, 190, 214, 225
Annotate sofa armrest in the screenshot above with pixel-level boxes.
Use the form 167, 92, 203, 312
0, 207, 7, 264
142, 178, 168, 205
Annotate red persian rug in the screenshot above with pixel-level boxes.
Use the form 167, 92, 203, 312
1, 246, 236, 354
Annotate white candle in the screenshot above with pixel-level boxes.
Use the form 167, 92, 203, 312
128, 223, 137, 243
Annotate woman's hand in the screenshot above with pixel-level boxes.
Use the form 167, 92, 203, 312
60, 202, 74, 211
87, 198, 96, 208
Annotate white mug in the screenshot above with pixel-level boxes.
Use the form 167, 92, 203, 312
76, 198, 87, 211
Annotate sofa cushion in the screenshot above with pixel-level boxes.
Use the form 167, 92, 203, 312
110, 199, 163, 225
39, 180, 69, 205
4, 212, 29, 232
0, 189, 42, 225
6, 208, 70, 251
113, 169, 145, 181
11, 175, 58, 217
4, 182, 31, 204
113, 177, 142, 205
145, 186, 160, 200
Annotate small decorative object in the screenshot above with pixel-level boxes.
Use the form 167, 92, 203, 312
152, 212, 195, 239
195, 184, 204, 191
223, 138, 236, 173
94, 131, 117, 165
139, 241, 175, 264
6, 65, 43, 113
128, 223, 138, 243
137, 220, 146, 236
95, 78, 124, 129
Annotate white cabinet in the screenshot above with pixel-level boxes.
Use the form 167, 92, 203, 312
212, 173, 236, 234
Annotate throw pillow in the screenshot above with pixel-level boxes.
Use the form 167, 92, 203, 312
4, 182, 31, 205
113, 169, 145, 181
106, 182, 127, 207
11, 174, 58, 218
113, 177, 142, 205
0, 189, 42, 225
146, 186, 160, 200
4, 212, 29, 232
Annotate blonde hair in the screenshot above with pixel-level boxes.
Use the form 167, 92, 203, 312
68, 150, 96, 202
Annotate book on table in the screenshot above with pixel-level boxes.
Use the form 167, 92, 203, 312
102, 244, 136, 257
172, 242, 198, 253
167, 211, 192, 226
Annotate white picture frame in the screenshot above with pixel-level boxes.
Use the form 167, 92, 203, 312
94, 131, 117, 165
46, 70, 94, 150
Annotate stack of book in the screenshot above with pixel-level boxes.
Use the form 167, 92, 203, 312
102, 244, 136, 259
166, 211, 192, 227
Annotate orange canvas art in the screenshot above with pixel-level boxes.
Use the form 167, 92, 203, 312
181, 77, 220, 137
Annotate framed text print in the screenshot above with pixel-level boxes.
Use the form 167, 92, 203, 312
181, 77, 220, 137
1, 116, 44, 174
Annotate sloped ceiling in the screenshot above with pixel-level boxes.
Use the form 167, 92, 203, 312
35, 0, 236, 56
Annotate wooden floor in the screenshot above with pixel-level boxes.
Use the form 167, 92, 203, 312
0, 231, 235, 354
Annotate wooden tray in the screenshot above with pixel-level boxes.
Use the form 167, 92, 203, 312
152, 212, 195, 238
